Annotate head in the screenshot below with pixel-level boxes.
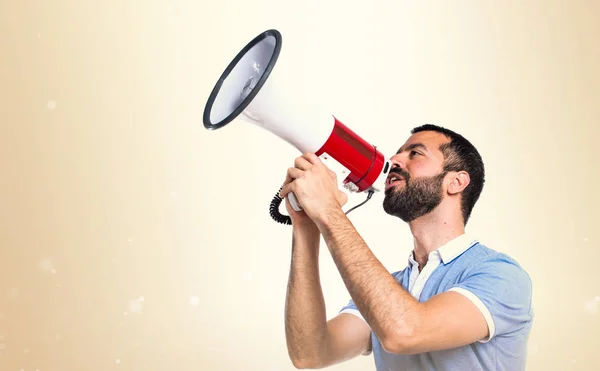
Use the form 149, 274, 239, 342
382, 124, 485, 225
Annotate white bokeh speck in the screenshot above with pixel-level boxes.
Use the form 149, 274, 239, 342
584, 297, 599, 314
189, 296, 200, 306
39, 258, 55, 273
47, 100, 56, 110
243, 270, 253, 281
128, 297, 144, 314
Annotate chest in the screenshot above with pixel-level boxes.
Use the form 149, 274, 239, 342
401, 262, 466, 301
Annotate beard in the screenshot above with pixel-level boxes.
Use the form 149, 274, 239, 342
382, 168, 447, 222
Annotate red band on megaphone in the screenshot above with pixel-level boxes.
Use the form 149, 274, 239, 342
315, 117, 386, 192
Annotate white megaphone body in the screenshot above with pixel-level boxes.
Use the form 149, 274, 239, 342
203, 29, 391, 224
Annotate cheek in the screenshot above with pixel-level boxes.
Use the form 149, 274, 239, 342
407, 161, 445, 180
407, 160, 432, 175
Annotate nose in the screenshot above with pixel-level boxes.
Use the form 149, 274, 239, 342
389, 153, 406, 171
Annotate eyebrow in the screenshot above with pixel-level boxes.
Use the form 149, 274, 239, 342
397, 143, 428, 155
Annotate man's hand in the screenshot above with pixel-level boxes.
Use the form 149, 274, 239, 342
280, 153, 348, 223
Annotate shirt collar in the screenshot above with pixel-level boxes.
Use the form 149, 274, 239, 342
408, 233, 478, 267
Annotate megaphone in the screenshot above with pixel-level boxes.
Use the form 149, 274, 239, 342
203, 29, 391, 225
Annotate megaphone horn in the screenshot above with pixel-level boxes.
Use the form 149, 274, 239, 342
203, 29, 391, 225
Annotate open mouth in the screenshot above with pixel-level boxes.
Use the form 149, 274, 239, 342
387, 175, 405, 186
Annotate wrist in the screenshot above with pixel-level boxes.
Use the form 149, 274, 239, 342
292, 223, 321, 256
314, 206, 348, 234
292, 219, 320, 233
292, 222, 320, 243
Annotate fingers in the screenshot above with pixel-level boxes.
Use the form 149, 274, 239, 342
294, 156, 313, 170
282, 153, 317, 190
287, 167, 303, 180
280, 168, 300, 198
295, 152, 324, 169
280, 182, 294, 198
281, 167, 302, 190
301, 152, 322, 165
280, 152, 324, 198
337, 190, 348, 206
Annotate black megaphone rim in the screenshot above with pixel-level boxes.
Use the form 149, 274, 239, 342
203, 29, 283, 131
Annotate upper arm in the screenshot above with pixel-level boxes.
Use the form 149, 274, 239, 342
320, 313, 372, 367
446, 255, 533, 343
391, 255, 533, 354
399, 290, 490, 354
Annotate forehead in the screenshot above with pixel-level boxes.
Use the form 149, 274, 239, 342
397, 131, 449, 156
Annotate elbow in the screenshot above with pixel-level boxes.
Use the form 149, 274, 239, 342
379, 319, 422, 355
286, 332, 331, 369
290, 358, 309, 369
380, 338, 418, 356
288, 348, 328, 370
289, 356, 325, 370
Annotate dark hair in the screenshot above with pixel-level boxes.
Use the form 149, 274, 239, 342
411, 124, 485, 224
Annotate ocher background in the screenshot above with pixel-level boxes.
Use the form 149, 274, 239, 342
1, 1, 599, 370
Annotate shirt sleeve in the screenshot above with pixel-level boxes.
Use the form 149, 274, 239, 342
447, 253, 533, 342
339, 299, 368, 324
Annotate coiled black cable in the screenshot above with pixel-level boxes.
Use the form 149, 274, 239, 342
269, 186, 375, 225
269, 186, 292, 225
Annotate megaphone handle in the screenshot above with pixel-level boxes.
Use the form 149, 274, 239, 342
288, 192, 302, 211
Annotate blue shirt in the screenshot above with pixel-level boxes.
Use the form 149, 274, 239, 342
339, 234, 534, 371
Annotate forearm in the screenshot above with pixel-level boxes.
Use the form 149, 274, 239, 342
315, 209, 421, 351
284, 224, 329, 366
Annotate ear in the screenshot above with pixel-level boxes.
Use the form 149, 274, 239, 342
447, 171, 470, 195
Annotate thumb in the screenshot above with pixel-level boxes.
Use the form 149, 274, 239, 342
337, 190, 348, 206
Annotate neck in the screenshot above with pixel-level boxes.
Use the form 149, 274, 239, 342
407, 209, 465, 269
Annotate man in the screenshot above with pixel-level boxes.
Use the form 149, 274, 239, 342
280, 124, 533, 371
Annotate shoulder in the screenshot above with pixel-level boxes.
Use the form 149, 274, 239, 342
448, 242, 533, 339
456, 242, 533, 299
464, 243, 532, 284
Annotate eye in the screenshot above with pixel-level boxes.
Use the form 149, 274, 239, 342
409, 150, 420, 157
